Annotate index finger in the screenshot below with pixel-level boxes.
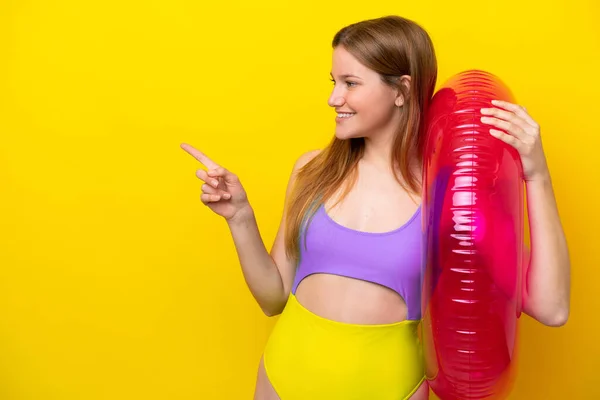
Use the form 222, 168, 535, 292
491, 100, 537, 128
180, 143, 220, 169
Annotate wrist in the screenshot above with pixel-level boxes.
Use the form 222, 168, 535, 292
525, 170, 551, 185
226, 204, 255, 227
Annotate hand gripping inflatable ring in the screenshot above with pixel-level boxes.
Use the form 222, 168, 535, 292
421, 70, 525, 400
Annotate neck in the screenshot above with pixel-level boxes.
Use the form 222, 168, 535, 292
361, 130, 395, 173
361, 135, 422, 185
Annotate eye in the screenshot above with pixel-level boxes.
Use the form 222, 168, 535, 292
330, 79, 357, 87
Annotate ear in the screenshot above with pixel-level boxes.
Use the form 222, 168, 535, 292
395, 75, 412, 107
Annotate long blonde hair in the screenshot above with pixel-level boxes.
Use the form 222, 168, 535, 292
284, 15, 438, 261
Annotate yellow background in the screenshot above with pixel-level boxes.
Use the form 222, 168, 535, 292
1, 0, 598, 398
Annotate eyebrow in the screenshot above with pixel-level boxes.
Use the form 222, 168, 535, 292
330, 72, 362, 80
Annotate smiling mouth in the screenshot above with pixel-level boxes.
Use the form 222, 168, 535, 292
336, 113, 356, 120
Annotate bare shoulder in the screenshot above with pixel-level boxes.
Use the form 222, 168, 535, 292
293, 149, 321, 171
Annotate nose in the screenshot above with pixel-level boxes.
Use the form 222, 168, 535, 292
328, 86, 345, 108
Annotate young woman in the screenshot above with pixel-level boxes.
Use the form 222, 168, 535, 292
181, 15, 570, 400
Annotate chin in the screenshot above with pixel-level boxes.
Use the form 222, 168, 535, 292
334, 129, 363, 140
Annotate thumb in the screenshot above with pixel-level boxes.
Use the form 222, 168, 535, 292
208, 167, 239, 186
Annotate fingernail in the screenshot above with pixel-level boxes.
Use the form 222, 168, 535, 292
480, 108, 490, 113
223, 193, 231, 199
212, 180, 219, 187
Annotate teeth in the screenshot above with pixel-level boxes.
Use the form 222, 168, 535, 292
338, 113, 355, 118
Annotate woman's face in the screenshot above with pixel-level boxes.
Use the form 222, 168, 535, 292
328, 46, 404, 141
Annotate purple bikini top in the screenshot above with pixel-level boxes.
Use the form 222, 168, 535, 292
291, 203, 424, 320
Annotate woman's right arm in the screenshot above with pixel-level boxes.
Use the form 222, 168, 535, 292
181, 143, 319, 316
227, 149, 320, 316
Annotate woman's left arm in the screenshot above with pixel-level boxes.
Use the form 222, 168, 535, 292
480, 100, 571, 327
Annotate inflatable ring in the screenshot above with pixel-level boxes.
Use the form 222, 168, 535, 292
421, 70, 525, 400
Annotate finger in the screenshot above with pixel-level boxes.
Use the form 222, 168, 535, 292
489, 128, 523, 150
201, 193, 224, 204
196, 169, 220, 188
480, 116, 528, 141
180, 143, 220, 169
207, 166, 239, 185
201, 183, 231, 199
481, 107, 535, 137
491, 100, 538, 128
480, 106, 525, 126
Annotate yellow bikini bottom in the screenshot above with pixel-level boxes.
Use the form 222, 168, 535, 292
263, 293, 425, 400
